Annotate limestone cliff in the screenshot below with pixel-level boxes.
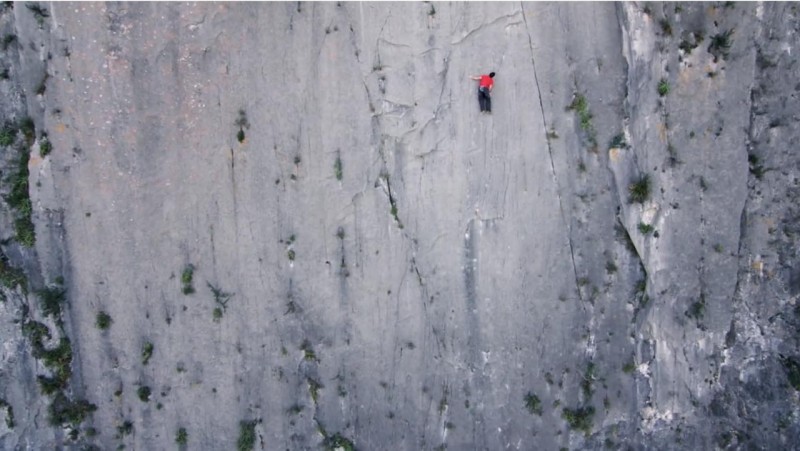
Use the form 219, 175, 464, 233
0, 2, 797, 450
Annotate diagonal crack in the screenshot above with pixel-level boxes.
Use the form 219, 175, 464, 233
521, 4, 582, 299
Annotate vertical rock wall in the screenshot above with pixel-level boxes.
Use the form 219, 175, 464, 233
0, 2, 797, 450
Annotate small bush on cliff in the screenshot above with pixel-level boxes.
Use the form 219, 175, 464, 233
95, 311, 112, 330
142, 341, 154, 365
176, 427, 188, 445
181, 264, 195, 294
658, 79, 670, 96
524, 392, 543, 416
237, 419, 259, 451
628, 174, 651, 204
562, 405, 595, 434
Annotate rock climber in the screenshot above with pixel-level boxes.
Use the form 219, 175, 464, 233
470, 71, 495, 113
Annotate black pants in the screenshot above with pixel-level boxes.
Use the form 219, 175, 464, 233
478, 87, 491, 112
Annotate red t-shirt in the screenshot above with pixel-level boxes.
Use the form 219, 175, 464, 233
479, 75, 493, 89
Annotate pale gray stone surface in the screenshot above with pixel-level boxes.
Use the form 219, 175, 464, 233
0, 2, 798, 450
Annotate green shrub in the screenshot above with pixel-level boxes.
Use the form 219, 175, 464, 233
142, 342, 154, 365
659, 18, 672, 36
47, 393, 96, 426
323, 433, 355, 451
40, 337, 72, 383
0, 122, 16, 146
709, 29, 734, 61
628, 174, 651, 204
637, 222, 654, 234
524, 392, 543, 416
657, 79, 670, 96
38, 286, 66, 317
609, 134, 627, 149
562, 405, 595, 434
0, 257, 26, 290
137, 386, 151, 402
237, 420, 258, 451
22, 320, 50, 355
234, 109, 249, 143
18, 117, 34, 142
25, 3, 49, 27
176, 427, 188, 445
181, 264, 195, 294
622, 360, 636, 374
95, 311, 112, 330
116, 420, 133, 437
37, 374, 65, 394
334, 156, 343, 181
307, 377, 322, 404
1, 33, 16, 51
581, 362, 596, 398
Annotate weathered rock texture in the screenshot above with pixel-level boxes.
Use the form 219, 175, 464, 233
0, 2, 798, 450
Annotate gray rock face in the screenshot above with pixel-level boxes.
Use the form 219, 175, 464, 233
0, 2, 798, 450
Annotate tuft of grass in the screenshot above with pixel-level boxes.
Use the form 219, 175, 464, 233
567, 93, 597, 146
137, 386, 151, 402
307, 377, 323, 404
637, 222, 654, 234
628, 174, 651, 204
39, 134, 52, 156
334, 155, 343, 181
181, 264, 195, 294
237, 419, 258, 451
141, 341, 154, 365
713, 243, 724, 253
287, 249, 295, 261
176, 427, 188, 445
95, 311, 112, 330
524, 392, 543, 416
562, 405, 595, 434
605, 261, 618, 274
657, 78, 670, 96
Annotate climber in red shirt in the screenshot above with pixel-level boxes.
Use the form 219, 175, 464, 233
470, 71, 495, 113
